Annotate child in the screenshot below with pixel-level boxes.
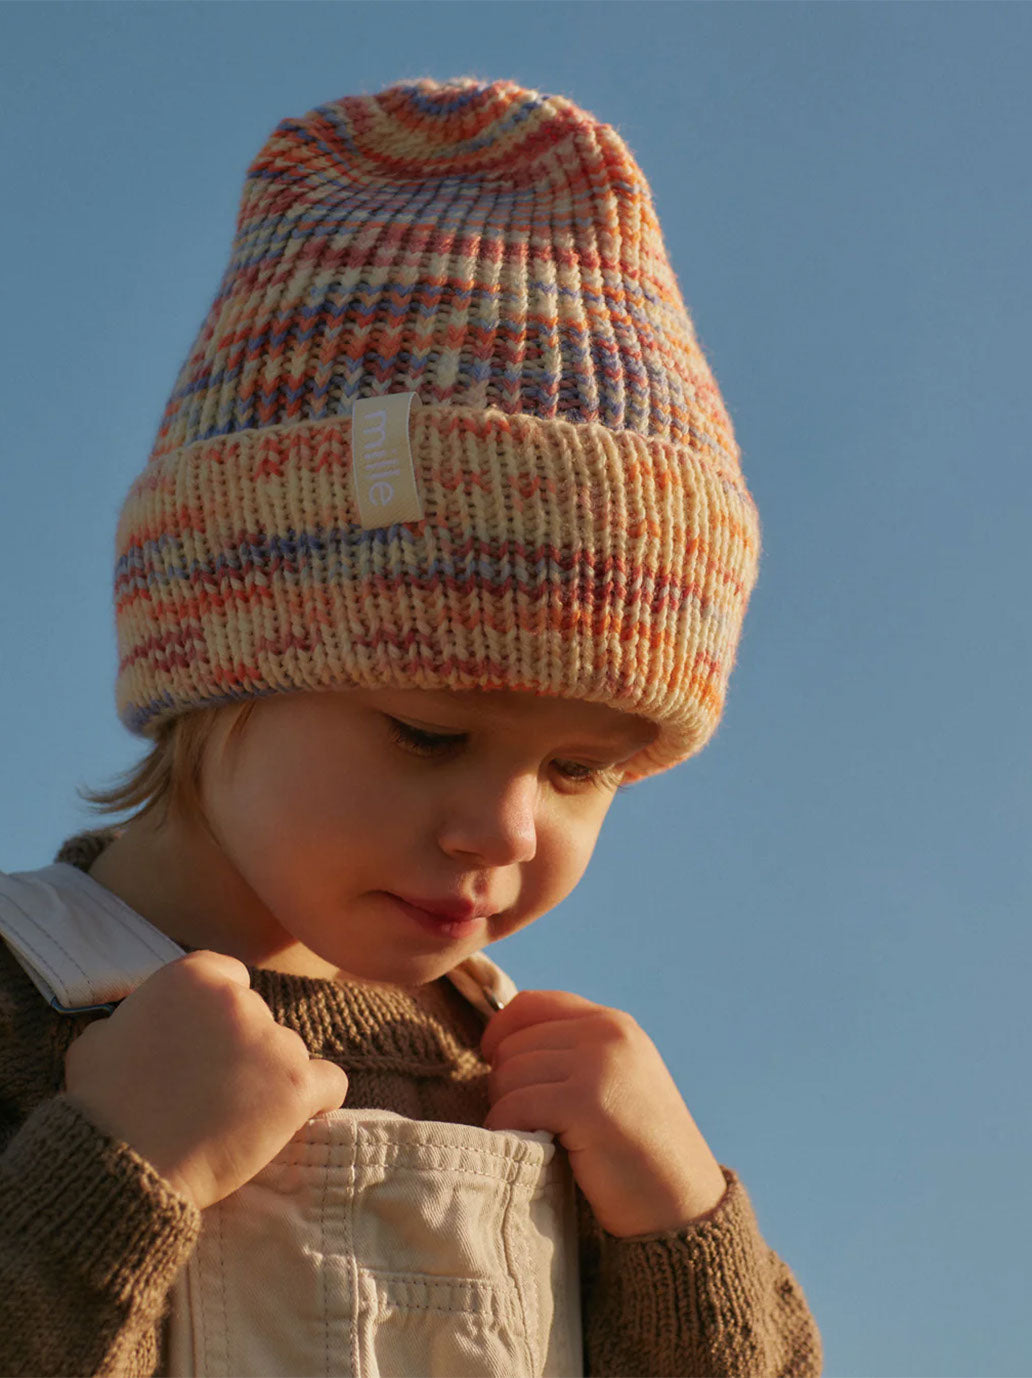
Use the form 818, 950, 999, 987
0, 77, 822, 1377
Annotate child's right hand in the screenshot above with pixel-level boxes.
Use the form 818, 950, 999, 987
62, 949, 350, 1212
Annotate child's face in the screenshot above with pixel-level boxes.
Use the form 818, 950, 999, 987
186, 686, 658, 986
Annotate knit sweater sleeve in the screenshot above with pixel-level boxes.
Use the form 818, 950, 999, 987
577, 1165, 823, 1378
0, 1091, 201, 1378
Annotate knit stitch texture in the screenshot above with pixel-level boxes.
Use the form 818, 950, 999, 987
112, 77, 761, 780
0, 828, 822, 1377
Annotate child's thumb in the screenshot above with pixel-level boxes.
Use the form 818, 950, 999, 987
307, 1057, 349, 1117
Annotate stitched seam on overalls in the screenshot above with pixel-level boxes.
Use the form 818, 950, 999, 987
501, 1171, 540, 1375
373, 1274, 509, 1301
192, 1207, 226, 1377
2, 869, 179, 1000
366, 1159, 536, 1186
0, 898, 98, 998
366, 1267, 511, 1288
369, 1273, 519, 1347
347, 1127, 361, 1378
350, 1133, 542, 1167
544, 1174, 572, 1376
270, 1151, 546, 1185
286, 1135, 547, 1172
271, 1154, 531, 1176
216, 1199, 229, 1376
320, 1122, 332, 1378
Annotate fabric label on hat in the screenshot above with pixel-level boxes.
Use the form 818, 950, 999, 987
351, 392, 424, 529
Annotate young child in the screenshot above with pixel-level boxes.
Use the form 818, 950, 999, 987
0, 77, 822, 1377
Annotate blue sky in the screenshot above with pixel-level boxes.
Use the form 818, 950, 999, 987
1, 4, 1029, 1374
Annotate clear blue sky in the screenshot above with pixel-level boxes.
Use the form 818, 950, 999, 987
2, 4, 1029, 1374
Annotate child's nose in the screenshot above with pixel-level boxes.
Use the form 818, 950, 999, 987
436, 772, 539, 867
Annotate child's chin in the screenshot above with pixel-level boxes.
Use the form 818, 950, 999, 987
333, 948, 481, 991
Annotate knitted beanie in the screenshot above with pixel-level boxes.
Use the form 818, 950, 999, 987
113, 76, 761, 782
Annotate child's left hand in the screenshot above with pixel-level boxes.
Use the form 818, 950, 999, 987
481, 989, 729, 1239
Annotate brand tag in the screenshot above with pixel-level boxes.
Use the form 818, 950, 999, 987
350, 391, 424, 529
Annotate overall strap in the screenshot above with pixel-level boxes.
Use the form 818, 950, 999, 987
0, 863, 518, 1020
0, 863, 185, 1014
445, 949, 519, 1020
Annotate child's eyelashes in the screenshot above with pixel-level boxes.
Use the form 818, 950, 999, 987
384, 718, 628, 794
386, 718, 462, 755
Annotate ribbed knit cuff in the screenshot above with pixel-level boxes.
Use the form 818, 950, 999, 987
114, 402, 760, 780
4, 1093, 201, 1305
590, 1165, 784, 1377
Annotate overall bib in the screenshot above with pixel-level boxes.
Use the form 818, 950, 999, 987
0, 863, 584, 1378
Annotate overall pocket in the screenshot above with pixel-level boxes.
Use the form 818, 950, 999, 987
165, 1109, 578, 1378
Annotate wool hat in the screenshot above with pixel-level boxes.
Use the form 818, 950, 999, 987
113, 75, 761, 782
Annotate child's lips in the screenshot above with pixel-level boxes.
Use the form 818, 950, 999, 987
390, 891, 493, 924
388, 894, 486, 939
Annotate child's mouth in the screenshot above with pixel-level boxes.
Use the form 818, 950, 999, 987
387, 894, 485, 940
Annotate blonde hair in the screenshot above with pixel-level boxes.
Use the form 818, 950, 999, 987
76, 700, 259, 829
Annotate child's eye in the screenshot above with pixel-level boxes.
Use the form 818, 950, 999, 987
557, 762, 630, 794
385, 718, 627, 794
386, 718, 460, 755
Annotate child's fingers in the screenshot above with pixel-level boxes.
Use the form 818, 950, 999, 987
480, 988, 602, 1061
173, 949, 253, 989
483, 1081, 575, 1138
482, 1020, 581, 1065
305, 1057, 350, 1117
487, 1049, 571, 1106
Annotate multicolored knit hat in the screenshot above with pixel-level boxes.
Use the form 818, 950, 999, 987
113, 76, 761, 781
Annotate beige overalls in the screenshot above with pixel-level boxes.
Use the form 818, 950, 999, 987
0, 862, 584, 1377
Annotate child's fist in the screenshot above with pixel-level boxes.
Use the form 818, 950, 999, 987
480, 989, 728, 1238
63, 949, 350, 1212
